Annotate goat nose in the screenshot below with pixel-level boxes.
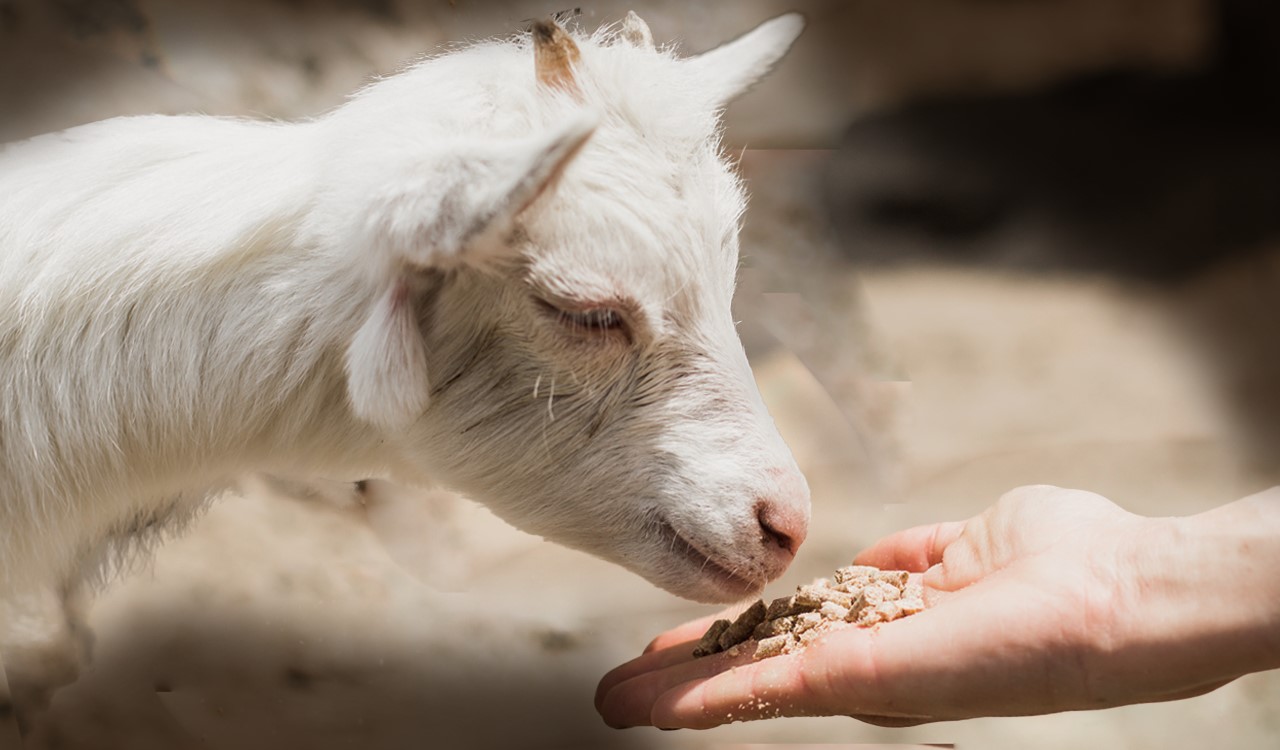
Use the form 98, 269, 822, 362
756, 501, 807, 556
755, 472, 810, 556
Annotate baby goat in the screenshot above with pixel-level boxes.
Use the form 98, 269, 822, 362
0, 10, 809, 724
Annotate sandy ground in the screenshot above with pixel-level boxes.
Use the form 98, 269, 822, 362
7, 149, 1279, 749
3, 2, 1279, 748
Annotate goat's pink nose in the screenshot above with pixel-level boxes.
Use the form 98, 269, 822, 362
756, 470, 810, 556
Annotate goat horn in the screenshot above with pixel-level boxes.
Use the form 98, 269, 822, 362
621, 11, 654, 51
532, 19, 581, 94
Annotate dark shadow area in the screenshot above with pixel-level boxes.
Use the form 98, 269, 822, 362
22, 607, 642, 750
827, 0, 1280, 280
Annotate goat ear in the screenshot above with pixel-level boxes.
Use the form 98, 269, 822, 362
345, 115, 595, 430
345, 279, 430, 431
684, 13, 804, 107
374, 113, 598, 273
620, 11, 655, 51
449, 112, 597, 264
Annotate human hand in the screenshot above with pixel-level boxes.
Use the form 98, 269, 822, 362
596, 484, 1278, 729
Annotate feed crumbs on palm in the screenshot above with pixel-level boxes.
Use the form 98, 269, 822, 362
692, 565, 926, 660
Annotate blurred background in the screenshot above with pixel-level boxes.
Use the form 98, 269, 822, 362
2, 0, 1278, 748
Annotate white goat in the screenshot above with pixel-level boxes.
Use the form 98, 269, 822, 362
0, 11, 809, 722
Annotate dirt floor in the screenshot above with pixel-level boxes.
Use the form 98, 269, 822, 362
8, 149, 1279, 749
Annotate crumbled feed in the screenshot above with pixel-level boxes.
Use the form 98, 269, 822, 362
832, 565, 877, 586
855, 584, 886, 610
764, 594, 811, 620
797, 626, 827, 645
752, 615, 796, 640
818, 601, 850, 621
796, 584, 854, 610
792, 611, 822, 633
874, 570, 910, 588
691, 564, 926, 661
857, 600, 904, 626
754, 633, 791, 659
717, 599, 767, 651
692, 618, 732, 657
874, 580, 902, 600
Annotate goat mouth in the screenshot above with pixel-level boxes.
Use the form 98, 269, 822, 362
656, 518, 761, 597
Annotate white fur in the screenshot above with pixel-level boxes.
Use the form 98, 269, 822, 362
0, 15, 810, 615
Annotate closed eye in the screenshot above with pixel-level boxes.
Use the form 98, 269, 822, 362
535, 297, 629, 338
563, 308, 623, 329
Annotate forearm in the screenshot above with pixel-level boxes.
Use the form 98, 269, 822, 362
1104, 488, 1280, 699
1175, 488, 1280, 669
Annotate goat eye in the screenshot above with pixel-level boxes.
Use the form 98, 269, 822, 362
535, 298, 627, 336
565, 308, 621, 329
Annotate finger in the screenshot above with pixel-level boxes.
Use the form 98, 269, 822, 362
854, 521, 966, 572
647, 651, 817, 729
1150, 678, 1235, 703
643, 613, 723, 655
921, 533, 988, 593
648, 647, 941, 729
595, 639, 707, 713
599, 605, 758, 713
849, 715, 932, 728
598, 643, 759, 728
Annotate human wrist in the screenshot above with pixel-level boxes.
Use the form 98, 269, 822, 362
1176, 489, 1280, 668
1105, 491, 1280, 695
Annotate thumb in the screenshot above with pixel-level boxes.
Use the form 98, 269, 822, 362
854, 521, 966, 572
